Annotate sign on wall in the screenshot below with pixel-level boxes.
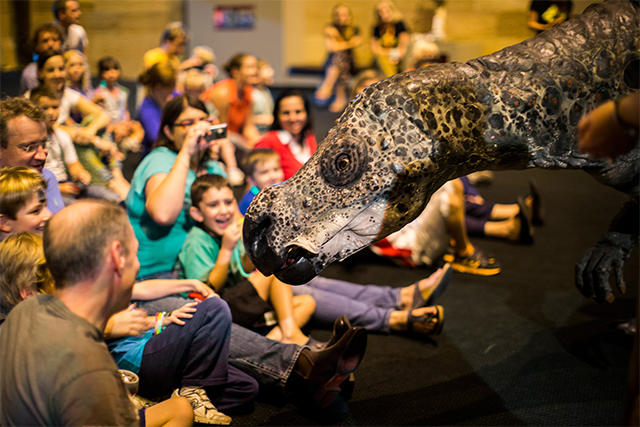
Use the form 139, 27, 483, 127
213, 5, 256, 30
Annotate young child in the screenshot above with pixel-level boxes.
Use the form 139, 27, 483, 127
29, 85, 121, 204
94, 56, 144, 153
0, 167, 51, 241
179, 174, 317, 346
238, 148, 283, 215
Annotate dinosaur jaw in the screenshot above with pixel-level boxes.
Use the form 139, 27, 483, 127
243, 199, 386, 285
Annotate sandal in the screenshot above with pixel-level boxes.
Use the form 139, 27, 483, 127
411, 263, 452, 309
406, 305, 444, 336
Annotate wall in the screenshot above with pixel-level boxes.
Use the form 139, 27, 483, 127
0, 0, 182, 80
1, 0, 603, 87
186, 0, 285, 84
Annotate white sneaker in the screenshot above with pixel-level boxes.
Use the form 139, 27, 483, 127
172, 387, 232, 425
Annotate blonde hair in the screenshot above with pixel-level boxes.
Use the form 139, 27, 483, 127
64, 49, 92, 94
332, 3, 353, 25
0, 167, 47, 220
375, 0, 402, 23
192, 45, 215, 65
0, 232, 54, 317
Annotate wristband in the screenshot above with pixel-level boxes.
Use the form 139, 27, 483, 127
613, 98, 638, 139
154, 312, 167, 335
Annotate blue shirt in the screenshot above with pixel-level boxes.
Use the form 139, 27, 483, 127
238, 186, 260, 215
43, 168, 65, 215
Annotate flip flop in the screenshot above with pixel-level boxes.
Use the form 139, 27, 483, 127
407, 305, 444, 336
411, 263, 452, 310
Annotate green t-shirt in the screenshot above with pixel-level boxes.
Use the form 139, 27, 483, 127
126, 147, 227, 278
179, 225, 250, 290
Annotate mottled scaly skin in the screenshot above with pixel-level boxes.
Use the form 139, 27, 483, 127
244, 0, 639, 289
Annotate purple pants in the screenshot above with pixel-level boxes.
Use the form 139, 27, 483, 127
137, 297, 258, 412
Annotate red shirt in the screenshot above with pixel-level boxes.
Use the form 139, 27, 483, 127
255, 130, 318, 180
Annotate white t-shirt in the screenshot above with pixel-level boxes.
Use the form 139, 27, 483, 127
64, 24, 89, 53
45, 128, 78, 182
57, 87, 83, 125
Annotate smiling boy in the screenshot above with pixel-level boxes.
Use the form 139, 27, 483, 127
0, 167, 51, 241
179, 174, 316, 346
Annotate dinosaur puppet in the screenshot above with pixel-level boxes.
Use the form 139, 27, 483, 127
243, 0, 639, 303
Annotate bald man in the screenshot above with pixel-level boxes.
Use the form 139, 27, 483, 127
0, 200, 142, 425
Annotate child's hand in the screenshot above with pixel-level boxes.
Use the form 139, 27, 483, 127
221, 219, 243, 251
164, 302, 198, 326
188, 279, 217, 299
107, 304, 151, 338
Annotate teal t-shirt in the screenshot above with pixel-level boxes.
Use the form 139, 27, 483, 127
178, 225, 250, 290
126, 147, 227, 278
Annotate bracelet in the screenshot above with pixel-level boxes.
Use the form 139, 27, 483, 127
154, 312, 167, 335
613, 98, 639, 139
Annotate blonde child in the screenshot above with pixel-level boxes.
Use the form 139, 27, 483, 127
0, 167, 51, 241
179, 174, 318, 346
238, 148, 283, 215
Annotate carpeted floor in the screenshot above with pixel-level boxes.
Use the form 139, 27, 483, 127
229, 107, 638, 426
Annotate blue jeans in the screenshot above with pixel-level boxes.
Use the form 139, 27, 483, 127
292, 276, 402, 333
132, 292, 302, 396
137, 297, 259, 412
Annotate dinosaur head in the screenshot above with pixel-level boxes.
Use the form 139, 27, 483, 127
243, 75, 454, 284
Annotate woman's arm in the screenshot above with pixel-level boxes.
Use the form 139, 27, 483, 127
324, 26, 362, 53
144, 121, 218, 226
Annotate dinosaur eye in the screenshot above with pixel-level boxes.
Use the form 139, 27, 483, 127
320, 138, 368, 188
336, 154, 350, 171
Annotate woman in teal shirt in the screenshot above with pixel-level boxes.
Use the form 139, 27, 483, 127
127, 94, 227, 279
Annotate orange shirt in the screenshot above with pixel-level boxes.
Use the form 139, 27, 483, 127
201, 78, 253, 134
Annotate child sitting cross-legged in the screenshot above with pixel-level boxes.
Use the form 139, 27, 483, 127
179, 174, 320, 347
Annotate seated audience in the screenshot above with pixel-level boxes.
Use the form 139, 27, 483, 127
0, 167, 51, 241
0, 201, 194, 426
179, 174, 317, 346
240, 148, 450, 337
20, 23, 63, 95
33, 51, 130, 201
255, 89, 318, 181
315, 3, 363, 113
0, 217, 368, 415
127, 94, 227, 283
0, 97, 64, 214
200, 53, 262, 154
30, 85, 121, 204
370, 0, 410, 77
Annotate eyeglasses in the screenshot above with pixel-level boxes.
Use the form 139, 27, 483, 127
172, 117, 215, 128
19, 139, 48, 153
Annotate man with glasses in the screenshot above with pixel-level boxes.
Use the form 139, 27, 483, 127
0, 97, 65, 214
